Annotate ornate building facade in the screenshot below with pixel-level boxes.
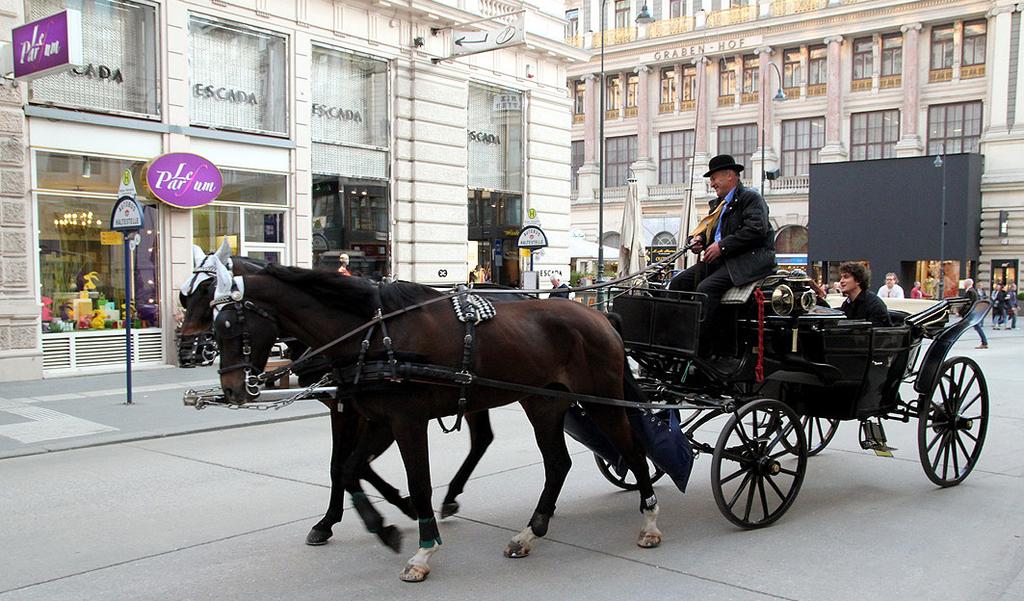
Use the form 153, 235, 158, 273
565, 0, 1020, 290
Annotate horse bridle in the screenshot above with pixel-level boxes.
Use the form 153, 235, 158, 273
210, 286, 278, 398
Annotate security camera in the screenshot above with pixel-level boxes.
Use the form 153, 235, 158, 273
413, 37, 425, 48
764, 168, 781, 180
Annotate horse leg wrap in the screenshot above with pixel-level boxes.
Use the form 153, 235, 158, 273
351, 492, 383, 534
529, 511, 551, 538
640, 493, 658, 513
418, 517, 442, 549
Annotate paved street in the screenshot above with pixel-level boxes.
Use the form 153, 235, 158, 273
1, 329, 1022, 600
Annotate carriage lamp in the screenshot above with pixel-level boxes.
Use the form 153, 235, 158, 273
799, 290, 816, 313
771, 285, 795, 315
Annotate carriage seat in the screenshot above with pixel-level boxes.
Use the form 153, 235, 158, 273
721, 280, 760, 305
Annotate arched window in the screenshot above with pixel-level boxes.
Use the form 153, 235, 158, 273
775, 225, 808, 254
652, 231, 677, 246
602, 231, 621, 249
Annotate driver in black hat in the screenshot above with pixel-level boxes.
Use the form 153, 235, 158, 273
668, 154, 776, 353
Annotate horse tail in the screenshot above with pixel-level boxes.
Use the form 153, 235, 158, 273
603, 312, 648, 405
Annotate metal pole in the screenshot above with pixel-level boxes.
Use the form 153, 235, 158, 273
939, 152, 947, 299
597, 0, 607, 307
123, 234, 133, 405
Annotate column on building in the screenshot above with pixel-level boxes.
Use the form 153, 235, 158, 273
691, 56, 710, 174
577, 73, 600, 203
818, 35, 847, 162
751, 47, 777, 188
393, 61, 469, 282
674, 63, 684, 113
632, 65, 655, 200
895, 23, 924, 156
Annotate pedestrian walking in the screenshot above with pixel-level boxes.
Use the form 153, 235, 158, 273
961, 279, 988, 348
548, 274, 570, 298
991, 282, 1008, 329
910, 281, 925, 299
1008, 283, 1019, 329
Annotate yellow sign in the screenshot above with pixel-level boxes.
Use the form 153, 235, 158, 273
527, 208, 537, 220
101, 231, 122, 245
519, 248, 531, 257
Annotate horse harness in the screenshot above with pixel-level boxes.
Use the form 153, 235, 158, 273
210, 280, 278, 398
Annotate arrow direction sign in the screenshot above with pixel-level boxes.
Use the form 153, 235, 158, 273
451, 14, 525, 58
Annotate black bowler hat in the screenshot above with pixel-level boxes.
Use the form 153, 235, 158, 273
703, 154, 745, 177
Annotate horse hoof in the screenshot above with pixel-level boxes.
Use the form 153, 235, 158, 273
504, 541, 531, 559
305, 528, 332, 546
378, 525, 403, 554
399, 564, 430, 583
637, 532, 662, 549
440, 501, 460, 519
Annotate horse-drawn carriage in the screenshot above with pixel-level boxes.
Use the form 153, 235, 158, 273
180, 246, 990, 580
584, 272, 990, 527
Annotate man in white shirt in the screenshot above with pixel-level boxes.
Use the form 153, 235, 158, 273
877, 272, 905, 298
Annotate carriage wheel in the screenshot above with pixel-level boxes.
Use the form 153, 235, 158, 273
917, 357, 989, 487
711, 399, 807, 529
593, 455, 666, 491
802, 417, 840, 457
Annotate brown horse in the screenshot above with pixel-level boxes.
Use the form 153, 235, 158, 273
178, 247, 494, 550
207, 260, 662, 582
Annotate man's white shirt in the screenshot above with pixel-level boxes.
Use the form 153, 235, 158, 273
878, 284, 905, 298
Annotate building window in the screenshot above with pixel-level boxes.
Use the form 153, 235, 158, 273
660, 67, 677, 105
783, 48, 801, 89
742, 55, 759, 96
605, 135, 637, 187
659, 130, 695, 184
717, 123, 758, 172
626, 73, 638, 108
781, 117, 825, 176
614, 0, 630, 29
565, 9, 579, 37
719, 57, 737, 97
852, 37, 872, 82
881, 34, 902, 77
931, 24, 954, 70
962, 20, 987, 66
573, 80, 585, 114
808, 45, 827, 86
850, 110, 900, 161
606, 75, 621, 110
669, 0, 684, 18
467, 83, 524, 193
189, 15, 289, 136
27, 0, 160, 117
927, 101, 983, 154
652, 231, 677, 246
682, 64, 697, 101
193, 169, 289, 267
571, 140, 585, 193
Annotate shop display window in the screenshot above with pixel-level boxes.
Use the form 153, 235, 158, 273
467, 83, 524, 193
188, 15, 288, 135
191, 169, 288, 260
35, 152, 160, 333
311, 176, 389, 276
28, 0, 160, 117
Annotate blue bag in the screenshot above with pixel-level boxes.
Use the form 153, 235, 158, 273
629, 409, 695, 493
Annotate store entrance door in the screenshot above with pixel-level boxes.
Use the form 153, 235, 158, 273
991, 259, 1018, 288
474, 238, 519, 286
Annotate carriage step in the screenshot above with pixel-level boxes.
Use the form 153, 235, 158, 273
859, 419, 896, 457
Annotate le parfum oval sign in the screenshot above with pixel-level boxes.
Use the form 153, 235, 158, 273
145, 153, 223, 209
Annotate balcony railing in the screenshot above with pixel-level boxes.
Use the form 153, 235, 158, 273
771, 0, 829, 17
565, 35, 583, 48
851, 78, 872, 92
659, 101, 675, 114
625, 106, 638, 118
741, 91, 759, 104
680, 99, 696, 111
879, 75, 901, 89
783, 86, 800, 98
718, 95, 736, 107
648, 16, 695, 38
572, 113, 585, 124
605, 108, 620, 119
769, 175, 810, 192
807, 83, 827, 97
961, 64, 985, 79
929, 68, 953, 83
705, 5, 758, 28
592, 27, 636, 47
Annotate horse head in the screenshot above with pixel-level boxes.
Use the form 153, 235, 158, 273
209, 259, 280, 404
180, 240, 233, 336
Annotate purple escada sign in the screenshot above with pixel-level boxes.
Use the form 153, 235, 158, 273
12, 10, 83, 81
145, 153, 223, 209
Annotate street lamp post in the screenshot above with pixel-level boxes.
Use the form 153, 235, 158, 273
934, 148, 947, 299
760, 62, 787, 196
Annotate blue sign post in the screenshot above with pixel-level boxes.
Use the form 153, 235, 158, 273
110, 171, 143, 405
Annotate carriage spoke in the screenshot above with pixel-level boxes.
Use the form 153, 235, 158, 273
930, 432, 948, 473
954, 431, 973, 463
734, 421, 755, 447
777, 467, 799, 477
765, 473, 788, 501
743, 474, 757, 522
815, 418, 826, 443
925, 430, 945, 453
950, 433, 961, 477
757, 476, 770, 522
959, 393, 982, 415
960, 429, 979, 444
941, 436, 951, 481
726, 472, 754, 511
720, 466, 750, 486
764, 418, 795, 455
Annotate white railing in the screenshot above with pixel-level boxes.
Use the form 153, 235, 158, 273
769, 175, 810, 192
649, 183, 693, 198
